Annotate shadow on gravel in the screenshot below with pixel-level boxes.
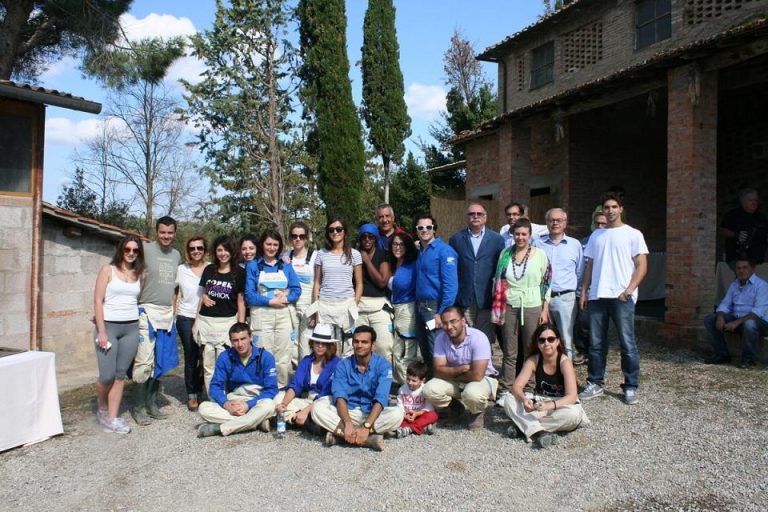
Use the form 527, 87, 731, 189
596, 493, 736, 511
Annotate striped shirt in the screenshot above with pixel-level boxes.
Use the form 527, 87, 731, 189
315, 248, 362, 299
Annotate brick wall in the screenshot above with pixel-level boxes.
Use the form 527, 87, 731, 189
498, 0, 768, 114
665, 65, 718, 326
40, 218, 116, 377
0, 198, 33, 350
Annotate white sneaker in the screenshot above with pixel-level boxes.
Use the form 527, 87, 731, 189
495, 391, 511, 407
104, 417, 130, 434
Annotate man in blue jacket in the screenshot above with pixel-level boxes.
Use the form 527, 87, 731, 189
449, 203, 505, 347
414, 212, 458, 369
311, 326, 404, 451
197, 322, 278, 437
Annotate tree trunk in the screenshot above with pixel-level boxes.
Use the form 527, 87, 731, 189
0, 0, 34, 79
383, 157, 390, 204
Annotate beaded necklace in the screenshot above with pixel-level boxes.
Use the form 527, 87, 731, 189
511, 245, 531, 281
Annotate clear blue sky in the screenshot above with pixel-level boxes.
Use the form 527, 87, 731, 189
39, 0, 543, 203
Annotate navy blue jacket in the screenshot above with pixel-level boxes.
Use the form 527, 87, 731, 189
449, 228, 505, 310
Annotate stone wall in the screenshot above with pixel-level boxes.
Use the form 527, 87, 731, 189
0, 197, 33, 350
40, 217, 117, 378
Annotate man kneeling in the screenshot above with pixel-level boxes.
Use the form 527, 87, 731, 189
197, 322, 278, 437
311, 325, 404, 451
423, 306, 498, 431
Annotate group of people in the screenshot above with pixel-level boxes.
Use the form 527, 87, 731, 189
93, 192, 650, 450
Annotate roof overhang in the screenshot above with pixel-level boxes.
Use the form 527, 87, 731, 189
42, 202, 146, 242
0, 80, 101, 114
457, 16, 768, 145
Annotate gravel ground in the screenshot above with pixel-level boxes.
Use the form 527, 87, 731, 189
1, 337, 766, 512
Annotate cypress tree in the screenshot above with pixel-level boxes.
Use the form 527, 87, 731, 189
298, 0, 366, 226
361, 0, 411, 204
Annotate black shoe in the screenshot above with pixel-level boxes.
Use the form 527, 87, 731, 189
737, 360, 756, 369
704, 354, 731, 365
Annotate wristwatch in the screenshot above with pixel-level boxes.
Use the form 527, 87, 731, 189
363, 421, 374, 433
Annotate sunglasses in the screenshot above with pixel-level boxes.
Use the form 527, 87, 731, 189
416, 225, 435, 232
124, 247, 139, 255
188, 245, 205, 252
537, 336, 558, 344
290, 233, 308, 240
327, 226, 345, 234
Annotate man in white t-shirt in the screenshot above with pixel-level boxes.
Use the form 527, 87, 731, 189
578, 193, 648, 405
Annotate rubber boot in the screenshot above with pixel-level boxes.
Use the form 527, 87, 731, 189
146, 379, 168, 419
131, 381, 152, 426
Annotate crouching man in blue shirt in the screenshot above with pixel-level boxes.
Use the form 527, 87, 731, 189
197, 322, 278, 437
311, 325, 404, 451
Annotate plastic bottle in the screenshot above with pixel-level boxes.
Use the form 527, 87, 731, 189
276, 410, 286, 439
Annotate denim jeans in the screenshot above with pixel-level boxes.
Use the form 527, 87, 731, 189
415, 300, 440, 369
587, 298, 640, 390
704, 312, 768, 363
176, 315, 202, 397
549, 292, 577, 359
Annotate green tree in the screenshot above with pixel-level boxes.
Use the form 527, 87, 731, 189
56, 167, 98, 218
360, 0, 410, 205
390, 152, 429, 231
0, 0, 132, 81
298, 0, 366, 226
420, 29, 496, 191
184, 0, 310, 238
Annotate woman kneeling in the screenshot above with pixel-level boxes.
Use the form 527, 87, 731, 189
502, 322, 589, 448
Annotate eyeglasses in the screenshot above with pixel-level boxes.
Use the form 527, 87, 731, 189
391, 242, 405, 248
547, 218, 566, 223
467, 212, 486, 217
188, 245, 205, 252
327, 226, 345, 234
537, 336, 558, 344
416, 225, 435, 232
290, 233, 307, 240
124, 247, 139, 255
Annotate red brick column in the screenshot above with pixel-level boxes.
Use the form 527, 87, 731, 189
497, 121, 530, 227
665, 64, 717, 330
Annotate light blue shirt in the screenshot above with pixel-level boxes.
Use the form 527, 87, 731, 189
717, 273, 768, 319
468, 227, 485, 256
534, 234, 583, 292
332, 353, 393, 414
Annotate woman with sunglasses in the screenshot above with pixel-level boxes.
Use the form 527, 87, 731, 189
283, 221, 316, 362
492, 218, 551, 401
175, 236, 207, 410
245, 229, 301, 389
306, 216, 363, 356
502, 322, 589, 448
93, 235, 144, 434
388, 231, 419, 384
356, 224, 394, 365
195, 236, 246, 394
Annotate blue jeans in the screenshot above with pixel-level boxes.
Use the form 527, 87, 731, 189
587, 299, 640, 391
549, 292, 577, 359
176, 315, 202, 397
415, 300, 440, 369
704, 312, 767, 363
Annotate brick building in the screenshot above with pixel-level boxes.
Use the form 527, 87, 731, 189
455, 0, 768, 339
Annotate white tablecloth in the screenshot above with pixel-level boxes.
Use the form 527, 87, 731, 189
0, 351, 63, 451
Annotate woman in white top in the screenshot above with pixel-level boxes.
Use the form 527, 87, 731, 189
283, 221, 317, 362
307, 216, 363, 356
175, 236, 207, 411
93, 235, 144, 434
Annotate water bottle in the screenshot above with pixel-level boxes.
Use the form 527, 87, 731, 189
276, 410, 286, 439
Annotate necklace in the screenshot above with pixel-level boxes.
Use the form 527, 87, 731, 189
511, 246, 531, 281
